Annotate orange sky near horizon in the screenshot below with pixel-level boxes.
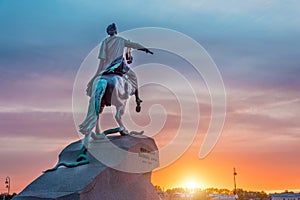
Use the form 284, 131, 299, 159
152, 133, 300, 192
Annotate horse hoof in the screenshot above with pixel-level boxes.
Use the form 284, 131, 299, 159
78, 128, 89, 135
135, 99, 142, 113
136, 105, 141, 112
120, 130, 130, 136
91, 132, 106, 140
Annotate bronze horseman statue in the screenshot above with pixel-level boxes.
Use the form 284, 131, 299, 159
46, 23, 153, 171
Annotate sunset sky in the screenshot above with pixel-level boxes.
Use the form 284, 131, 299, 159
1, 0, 300, 194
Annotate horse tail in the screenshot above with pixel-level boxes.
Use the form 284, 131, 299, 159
79, 78, 107, 135
94, 78, 107, 114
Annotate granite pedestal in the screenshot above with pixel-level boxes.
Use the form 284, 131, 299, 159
13, 135, 159, 200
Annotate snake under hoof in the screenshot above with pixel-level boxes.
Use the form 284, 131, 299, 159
44, 153, 89, 173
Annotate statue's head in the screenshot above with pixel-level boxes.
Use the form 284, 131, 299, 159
106, 23, 117, 36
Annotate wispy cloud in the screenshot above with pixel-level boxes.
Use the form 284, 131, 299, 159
1, 74, 74, 112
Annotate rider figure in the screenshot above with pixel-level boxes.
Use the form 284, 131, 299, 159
79, 23, 153, 135
86, 23, 153, 112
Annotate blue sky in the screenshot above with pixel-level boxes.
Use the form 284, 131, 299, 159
1, 0, 300, 88
0, 0, 300, 192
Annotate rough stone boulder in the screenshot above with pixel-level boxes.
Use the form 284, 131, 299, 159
13, 135, 160, 200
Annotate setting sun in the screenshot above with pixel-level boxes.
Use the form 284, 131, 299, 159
181, 180, 202, 191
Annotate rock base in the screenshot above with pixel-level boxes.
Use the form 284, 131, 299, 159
13, 135, 160, 200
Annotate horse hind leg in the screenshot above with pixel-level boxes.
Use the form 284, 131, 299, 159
115, 105, 129, 135
95, 106, 104, 134
92, 106, 107, 140
79, 78, 107, 135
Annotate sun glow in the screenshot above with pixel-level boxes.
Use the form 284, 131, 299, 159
181, 180, 202, 192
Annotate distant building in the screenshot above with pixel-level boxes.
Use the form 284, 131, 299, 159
209, 193, 236, 200
269, 192, 300, 200
168, 192, 194, 200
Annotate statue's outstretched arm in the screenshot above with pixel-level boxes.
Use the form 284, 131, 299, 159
138, 48, 153, 54
125, 40, 153, 54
